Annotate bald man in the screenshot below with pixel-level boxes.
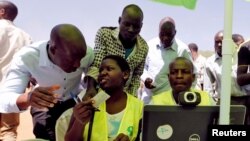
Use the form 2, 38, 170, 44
0, 24, 94, 141
204, 31, 245, 105
140, 17, 193, 104
232, 33, 244, 48
86, 4, 148, 98
151, 57, 214, 105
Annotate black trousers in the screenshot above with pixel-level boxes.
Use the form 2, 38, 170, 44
30, 99, 75, 141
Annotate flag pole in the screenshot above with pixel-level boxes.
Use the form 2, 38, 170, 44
219, 0, 234, 124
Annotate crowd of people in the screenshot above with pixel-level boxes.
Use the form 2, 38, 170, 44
0, 1, 249, 141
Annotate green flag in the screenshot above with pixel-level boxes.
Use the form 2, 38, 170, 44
152, 0, 197, 10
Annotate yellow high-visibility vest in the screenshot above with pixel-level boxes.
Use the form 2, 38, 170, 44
83, 93, 143, 141
152, 88, 214, 105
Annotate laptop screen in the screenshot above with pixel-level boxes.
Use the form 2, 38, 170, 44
142, 105, 246, 141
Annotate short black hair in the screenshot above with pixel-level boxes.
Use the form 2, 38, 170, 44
169, 57, 194, 73
188, 43, 198, 52
232, 33, 244, 43
102, 55, 130, 73
122, 4, 143, 19
0, 1, 18, 21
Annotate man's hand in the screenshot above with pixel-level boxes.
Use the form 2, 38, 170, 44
144, 78, 156, 89
29, 85, 60, 109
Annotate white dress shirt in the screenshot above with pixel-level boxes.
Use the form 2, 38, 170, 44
204, 53, 245, 100
140, 37, 193, 104
0, 19, 32, 83
193, 54, 206, 90
0, 41, 94, 113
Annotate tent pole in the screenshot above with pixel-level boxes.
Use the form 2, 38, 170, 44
219, 0, 234, 125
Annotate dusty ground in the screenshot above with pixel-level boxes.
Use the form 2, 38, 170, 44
16, 108, 35, 141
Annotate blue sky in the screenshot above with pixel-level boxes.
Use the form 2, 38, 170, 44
10, 0, 250, 51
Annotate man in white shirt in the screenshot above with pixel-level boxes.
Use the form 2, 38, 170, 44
204, 31, 244, 103
0, 1, 32, 140
0, 24, 94, 141
140, 17, 193, 104
188, 43, 206, 90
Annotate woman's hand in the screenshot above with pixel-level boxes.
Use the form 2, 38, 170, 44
73, 99, 95, 125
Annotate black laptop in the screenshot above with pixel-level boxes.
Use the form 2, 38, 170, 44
142, 105, 246, 141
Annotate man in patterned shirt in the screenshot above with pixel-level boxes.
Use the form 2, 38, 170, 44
85, 4, 148, 97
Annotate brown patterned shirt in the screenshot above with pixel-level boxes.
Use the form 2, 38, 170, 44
87, 27, 148, 96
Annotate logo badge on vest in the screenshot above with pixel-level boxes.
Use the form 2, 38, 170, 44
127, 126, 133, 136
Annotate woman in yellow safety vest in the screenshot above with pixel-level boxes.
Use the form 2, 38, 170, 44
65, 55, 143, 141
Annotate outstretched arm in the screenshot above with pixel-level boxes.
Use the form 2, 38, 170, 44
237, 46, 250, 86
84, 28, 107, 99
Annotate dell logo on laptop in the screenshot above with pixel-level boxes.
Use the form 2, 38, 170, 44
189, 134, 200, 141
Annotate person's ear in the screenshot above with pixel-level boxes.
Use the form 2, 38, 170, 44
174, 29, 177, 36
118, 17, 121, 24
0, 8, 5, 16
192, 73, 196, 83
49, 41, 56, 54
123, 71, 129, 82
